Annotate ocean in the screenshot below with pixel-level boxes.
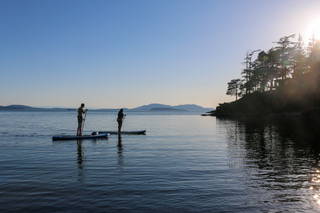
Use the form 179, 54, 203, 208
0, 111, 319, 212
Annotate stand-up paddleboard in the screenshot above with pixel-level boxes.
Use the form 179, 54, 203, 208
93, 130, 146, 135
52, 133, 109, 141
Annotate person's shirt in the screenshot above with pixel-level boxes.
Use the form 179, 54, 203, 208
78, 107, 85, 118
117, 111, 124, 122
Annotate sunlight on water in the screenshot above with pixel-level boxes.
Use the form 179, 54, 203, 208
310, 169, 320, 207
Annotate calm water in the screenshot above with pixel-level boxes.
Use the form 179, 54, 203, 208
1, 111, 320, 212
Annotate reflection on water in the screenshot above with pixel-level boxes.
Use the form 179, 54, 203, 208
218, 117, 320, 211
117, 135, 124, 167
2, 112, 320, 212
76, 140, 86, 183
77, 140, 84, 169
117, 134, 123, 148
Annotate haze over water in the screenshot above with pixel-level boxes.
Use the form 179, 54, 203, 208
1, 111, 320, 212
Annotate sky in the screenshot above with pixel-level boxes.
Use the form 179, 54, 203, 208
1, 0, 320, 108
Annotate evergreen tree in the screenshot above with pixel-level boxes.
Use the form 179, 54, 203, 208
227, 79, 241, 100
226, 34, 320, 100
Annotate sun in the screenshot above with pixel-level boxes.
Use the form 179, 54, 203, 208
303, 18, 320, 44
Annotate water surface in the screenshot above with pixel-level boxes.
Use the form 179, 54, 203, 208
0, 111, 320, 212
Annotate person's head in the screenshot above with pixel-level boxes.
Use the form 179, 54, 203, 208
119, 108, 123, 113
81, 103, 85, 108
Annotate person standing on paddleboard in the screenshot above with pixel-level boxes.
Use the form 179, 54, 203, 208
117, 109, 125, 134
77, 103, 87, 136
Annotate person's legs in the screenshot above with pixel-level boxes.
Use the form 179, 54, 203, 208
77, 117, 82, 136
118, 121, 122, 133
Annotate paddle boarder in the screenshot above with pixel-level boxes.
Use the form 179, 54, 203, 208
117, 108, 125, 134
77, 103, 87, 136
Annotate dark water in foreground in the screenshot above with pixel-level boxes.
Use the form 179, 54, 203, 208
0, 111, 320, 212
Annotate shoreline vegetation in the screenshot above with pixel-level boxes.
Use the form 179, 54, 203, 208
207, 34, 320, 121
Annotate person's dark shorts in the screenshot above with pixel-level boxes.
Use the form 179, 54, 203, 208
78, 116, 83, 124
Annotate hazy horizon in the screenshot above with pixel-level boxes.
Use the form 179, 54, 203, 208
0, 102, 213, 109
1, 0, 320, 108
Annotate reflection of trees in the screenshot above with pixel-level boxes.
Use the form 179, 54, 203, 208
221, 117, 320, 169
219, 117, 320, 209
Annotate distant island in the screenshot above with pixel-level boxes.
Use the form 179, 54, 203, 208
0, 103, 213, 113
131, 104, 212, 112
149, 107, 185, 111
0, 105, 75, 112
207, 34, 320, 121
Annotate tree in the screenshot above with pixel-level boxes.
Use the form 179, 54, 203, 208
308, 38, 320, 73
241, 50, 260, 94
225, 33, 320, 103
227, 79, 241, 100
253, 51, 270, 92
274, 34, 296, 81
266, 48, 281, 90
292, 35, 308, 78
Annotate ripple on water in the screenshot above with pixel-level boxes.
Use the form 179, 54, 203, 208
0, 112, 320, 212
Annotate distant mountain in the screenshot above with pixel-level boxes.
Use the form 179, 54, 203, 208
131, 104, 172, 111
93, 108, 122, 112
173, 104, 213, 112
0, 105, 40, 111
0, 104, 213, 113
149, 107, 186, 112
130, 103, 213, 112
0, 105, 73, 111
1, 105, 33, 109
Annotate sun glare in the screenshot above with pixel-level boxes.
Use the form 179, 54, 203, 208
303, 18, 320, 44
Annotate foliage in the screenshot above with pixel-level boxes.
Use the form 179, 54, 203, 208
226, 34, 320, 98
226, 79, 241, 100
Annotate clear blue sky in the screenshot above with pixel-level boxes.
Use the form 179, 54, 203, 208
1, 0, 320, 108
